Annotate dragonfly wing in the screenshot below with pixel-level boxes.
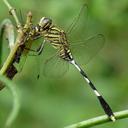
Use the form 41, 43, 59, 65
43, 54, 69, 78
67, 4, 88, 42
66, 4, 105, 66
70, 34, 105, 65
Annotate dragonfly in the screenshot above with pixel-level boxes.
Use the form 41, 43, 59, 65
16, 4, 115, 121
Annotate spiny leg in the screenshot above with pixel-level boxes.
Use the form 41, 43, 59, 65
36, 40, 46, 55
25, 40, 46, 79
35, 40, 46, 79
70, 59, 115, 121
25, 40, 46, 56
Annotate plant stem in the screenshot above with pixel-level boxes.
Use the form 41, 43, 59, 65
0, 32, 23, 75
0, 0, 25, 90
65, 110, 128, 128
0, 75, 20, 128
3, 0, 21, 28
0, 0, 33, 90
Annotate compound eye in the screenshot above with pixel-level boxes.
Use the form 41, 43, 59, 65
39, 17, 52, 29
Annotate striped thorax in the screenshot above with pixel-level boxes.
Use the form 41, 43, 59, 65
39, 17, 73, 61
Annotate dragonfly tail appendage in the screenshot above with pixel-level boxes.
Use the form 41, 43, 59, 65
97, 95, 116, 121
70, 59, 116, 121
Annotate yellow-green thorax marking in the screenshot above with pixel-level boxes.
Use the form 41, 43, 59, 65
38, 17, 73, 61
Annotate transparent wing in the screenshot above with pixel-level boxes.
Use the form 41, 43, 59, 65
70, 34, 105, 65
66, 4, 105, 68
66, 4, 88, 42
67, 4, 88, 33
43, 54, 69, 78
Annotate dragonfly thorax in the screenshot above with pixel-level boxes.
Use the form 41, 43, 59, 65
43, 25, 73, 61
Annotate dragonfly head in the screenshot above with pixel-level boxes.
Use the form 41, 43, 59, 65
39, 17, 52, 30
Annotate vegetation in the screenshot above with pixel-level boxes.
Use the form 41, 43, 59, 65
0, 0, 128, 128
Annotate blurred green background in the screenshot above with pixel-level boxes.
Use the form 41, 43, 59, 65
0, 0, 128, 128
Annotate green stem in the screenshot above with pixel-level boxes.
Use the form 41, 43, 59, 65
3, 0, 21, 28
0, 0, 23, 76
0, 0, 33, 90
0, 23, 4, 66
0, 33, 22, 75
65, 110, 128, 128
0, 75, 20, 128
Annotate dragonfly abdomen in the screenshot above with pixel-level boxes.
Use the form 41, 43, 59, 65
59, 48, 73, 61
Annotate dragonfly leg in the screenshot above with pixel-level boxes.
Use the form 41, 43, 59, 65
25, 40, 46, 56
32, 35, 42, 40
36, 40, 46, 55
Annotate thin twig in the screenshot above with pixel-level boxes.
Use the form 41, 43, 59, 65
0, 0, 33, 89
65, 110, 128, 128
3, 0, 21, 28
0, 0, 33, 75
0, 0, 23, 76
0, 32, 23, 75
